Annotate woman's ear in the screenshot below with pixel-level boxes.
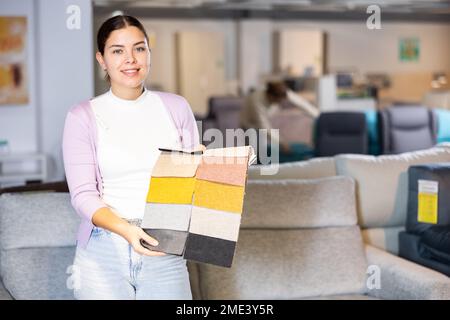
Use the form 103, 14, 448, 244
95, 52, 106, 70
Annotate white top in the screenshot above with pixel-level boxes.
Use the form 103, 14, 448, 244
91, 88, 182, 219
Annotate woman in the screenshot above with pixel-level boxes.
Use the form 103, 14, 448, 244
240, 81, 319, 155
62, 15, 199, 299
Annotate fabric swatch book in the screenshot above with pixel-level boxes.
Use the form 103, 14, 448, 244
141, 145, 256, 267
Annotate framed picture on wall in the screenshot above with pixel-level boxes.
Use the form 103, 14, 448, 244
399, 37, 420, 62
0, 16, 29, 105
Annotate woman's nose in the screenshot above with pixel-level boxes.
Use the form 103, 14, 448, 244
125, 50, 136, 63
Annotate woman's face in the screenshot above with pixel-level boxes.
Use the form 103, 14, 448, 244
96, 26, 150, 89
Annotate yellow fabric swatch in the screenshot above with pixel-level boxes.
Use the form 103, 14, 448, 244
418, 193, 438, 224
193, 179, 244, 214
147, 177, 196, 204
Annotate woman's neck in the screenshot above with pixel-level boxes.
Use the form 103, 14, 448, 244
110, 84, 145, 100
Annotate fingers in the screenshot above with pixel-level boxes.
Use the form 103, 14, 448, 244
134, 230, 166, 257
140, 229, 159, 246
135, 245, 166, 257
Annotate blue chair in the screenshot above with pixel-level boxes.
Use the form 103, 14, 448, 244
364, 110, 381, 155
435, 108, 450, 144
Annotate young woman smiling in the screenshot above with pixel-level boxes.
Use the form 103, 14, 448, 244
62, 15, 199, 300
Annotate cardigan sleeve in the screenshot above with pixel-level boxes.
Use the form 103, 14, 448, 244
180, 97, 200, 150
62, 109, 107, 223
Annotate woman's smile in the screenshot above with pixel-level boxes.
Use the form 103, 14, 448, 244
121, 67, 141, 77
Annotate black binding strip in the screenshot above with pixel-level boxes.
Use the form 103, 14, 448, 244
158, 148, 203, 155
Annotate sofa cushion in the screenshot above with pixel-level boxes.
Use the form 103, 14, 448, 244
196, 227, 368, 299
399, 232, 450, 277
0, 280, 12, 300
421, 226, 450, 264
248, 157, 335, 180
335, 147, 450, 228
241, 177, 357, 229
0, 246, 75, 299
187, 261, 202, 300
361, 226, 405, 255
369, 242, 450, 298
0, 193, 79, 249
436, 142, 450, 149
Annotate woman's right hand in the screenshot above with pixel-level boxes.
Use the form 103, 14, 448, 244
122, 224, 166, 256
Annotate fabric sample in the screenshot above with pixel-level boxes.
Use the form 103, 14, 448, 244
204, 146, 251, 158
193, 180, 245, 213
147, 177, 196, 204
142, 203, 192, 231
152, 152, 201, 178
184, 233, 236, 268
203, 146, 256, 166
196, 156, 248, 186
141, 229, 188, 255
189, 206, 241, 241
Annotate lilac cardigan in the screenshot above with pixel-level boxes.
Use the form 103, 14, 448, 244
62, 92, 199, 248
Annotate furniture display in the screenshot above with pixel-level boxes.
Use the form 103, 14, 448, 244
379, 106, 438, 154
0, 153, 47, 188
315, 111, 368, 157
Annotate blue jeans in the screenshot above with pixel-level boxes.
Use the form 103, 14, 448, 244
71, 226, 192, 300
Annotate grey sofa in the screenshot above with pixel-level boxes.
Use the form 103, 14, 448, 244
0, 193, 79, 299
249, 145, 450, 257
188, 177, 449, 300
0, 176, 449, 299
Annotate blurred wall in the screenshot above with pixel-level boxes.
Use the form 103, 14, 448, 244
93, 15, 450, 96
0, 0, 94, 182
94, 16, 238, 97
0, 0, 38, 154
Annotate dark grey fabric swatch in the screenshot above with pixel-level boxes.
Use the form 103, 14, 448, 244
183, 233, 236, 268
141, 229, 188, 256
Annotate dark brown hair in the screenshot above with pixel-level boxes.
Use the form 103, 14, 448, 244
97, 15, 149, 55
266, 81, 287, 100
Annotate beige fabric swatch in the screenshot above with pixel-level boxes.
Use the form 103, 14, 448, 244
189, 206, 241, 242
152, 152, 201, 177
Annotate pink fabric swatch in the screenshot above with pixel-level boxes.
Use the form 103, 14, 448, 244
196, 156, 248, 186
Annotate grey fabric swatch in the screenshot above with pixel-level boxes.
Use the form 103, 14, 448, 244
142, 203, 192, 231
141, 229, 188, 256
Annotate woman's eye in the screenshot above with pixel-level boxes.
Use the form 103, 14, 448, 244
136, 47, 146, 52
112, 49, 123, 54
